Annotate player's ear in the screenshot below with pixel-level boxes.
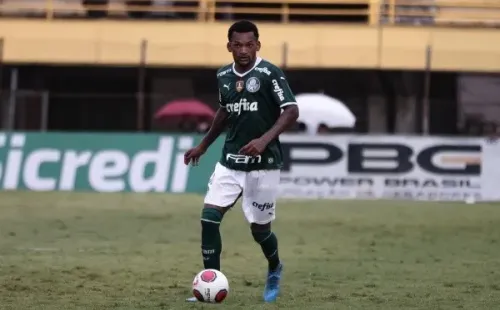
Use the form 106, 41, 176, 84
256, 41, 261, 52
226, 42, 232, 53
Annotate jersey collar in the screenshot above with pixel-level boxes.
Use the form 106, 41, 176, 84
232, 57, 262, 78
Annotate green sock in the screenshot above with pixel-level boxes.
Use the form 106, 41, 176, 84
252, 231, 280, 271
201, 208, 223, 270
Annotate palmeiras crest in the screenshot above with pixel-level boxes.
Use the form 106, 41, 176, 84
245, 77, 260, 93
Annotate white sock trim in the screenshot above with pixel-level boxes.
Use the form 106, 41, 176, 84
267, 249, 278, 258
259, 232, 273, 244
201, 218, 221, 224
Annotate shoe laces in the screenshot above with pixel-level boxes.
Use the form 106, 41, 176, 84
267, 270, 280, 288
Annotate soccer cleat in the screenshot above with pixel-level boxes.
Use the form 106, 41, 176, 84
185, 297, 198, 302
263, 263, 283, 302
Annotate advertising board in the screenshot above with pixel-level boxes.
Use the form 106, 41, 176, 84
0, 132, 221, 193
0, 132, 498, 201
280, 135, 500, 201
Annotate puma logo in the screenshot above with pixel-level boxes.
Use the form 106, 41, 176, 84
223, 84, 230, 90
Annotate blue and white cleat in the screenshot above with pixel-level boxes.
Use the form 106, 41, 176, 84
185, 297, 197, 302
263, 263, 283, 302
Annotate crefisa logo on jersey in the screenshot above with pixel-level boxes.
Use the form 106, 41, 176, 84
226, 98, 259, 114
272, 79, 285, 102
246, 77, 260, 93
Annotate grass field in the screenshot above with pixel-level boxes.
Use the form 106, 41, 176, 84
0, 192, 500, 309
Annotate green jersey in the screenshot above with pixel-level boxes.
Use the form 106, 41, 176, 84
216, 57, 297, 172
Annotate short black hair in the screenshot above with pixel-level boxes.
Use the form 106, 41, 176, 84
228, 20, 259, 41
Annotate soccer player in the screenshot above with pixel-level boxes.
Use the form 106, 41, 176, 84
184, 20, 299, 303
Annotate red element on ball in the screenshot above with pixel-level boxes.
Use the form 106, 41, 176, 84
193, 289, 204, 302
200, 270, 217, 283
215, 289, 228, 303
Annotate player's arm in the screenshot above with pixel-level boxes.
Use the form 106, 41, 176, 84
199, 106, 229, 150
184, 89, 229, 165
260, 105, 298, 146
240, 70, 299, 156
239, 106, 298, 156
260, 69, 299, 145
199, 86, 230, 151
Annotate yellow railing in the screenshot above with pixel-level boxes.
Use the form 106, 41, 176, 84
0, 0, 499, 26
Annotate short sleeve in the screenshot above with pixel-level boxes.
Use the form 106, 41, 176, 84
218, 88, 225, 108
270, 68, 297, 108
217, 78, 227, 108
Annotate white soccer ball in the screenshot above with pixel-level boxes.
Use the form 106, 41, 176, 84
192, 269, 229, 303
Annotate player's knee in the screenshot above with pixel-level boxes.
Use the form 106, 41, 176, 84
251, 223, 271, 244
201, 207, 224, 227
251, 222, 270, 232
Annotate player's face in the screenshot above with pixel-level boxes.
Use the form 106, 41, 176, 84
227, 32, 261, 68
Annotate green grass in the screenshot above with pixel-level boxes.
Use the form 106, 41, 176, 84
0, 192, 500, 309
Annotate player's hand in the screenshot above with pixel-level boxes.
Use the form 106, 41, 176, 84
239, 138, 267, 157
184, 145, 206, 166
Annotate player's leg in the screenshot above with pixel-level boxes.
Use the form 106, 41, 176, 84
251, 222, 281, 272
201, 163, 243, 270
251, 221, 283, 302
186, 163, 242, 303
242, 169, 282, 302
200, 205, 225, 271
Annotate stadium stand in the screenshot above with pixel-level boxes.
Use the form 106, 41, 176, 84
0, 0, 499, 26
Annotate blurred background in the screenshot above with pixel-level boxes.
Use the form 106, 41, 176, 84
0, 0, 499, 137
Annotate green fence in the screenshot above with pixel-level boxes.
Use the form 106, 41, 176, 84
0, 132, 223, 193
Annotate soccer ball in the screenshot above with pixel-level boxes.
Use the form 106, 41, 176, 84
192, 269, 229, 303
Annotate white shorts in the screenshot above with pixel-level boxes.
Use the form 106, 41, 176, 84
204, 162, 280, 224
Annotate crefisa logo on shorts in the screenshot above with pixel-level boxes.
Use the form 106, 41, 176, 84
252, 202, 274, 211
